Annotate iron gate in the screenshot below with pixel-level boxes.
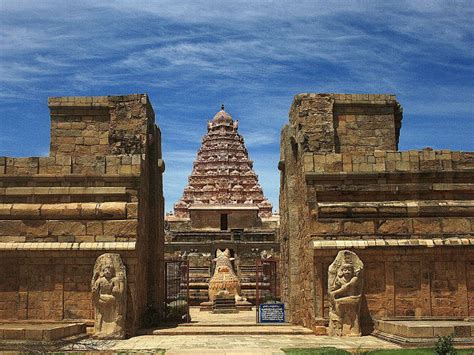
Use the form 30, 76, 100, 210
255, 258, 279, 305
256, 258, 279, 322
164, 259, 190, 323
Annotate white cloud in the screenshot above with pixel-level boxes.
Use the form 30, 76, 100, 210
1, 0, 472, 211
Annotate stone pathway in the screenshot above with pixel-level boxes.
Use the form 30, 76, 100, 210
67, 307, 400, 354
55, 307, 400, 354
64, 334, 397, 354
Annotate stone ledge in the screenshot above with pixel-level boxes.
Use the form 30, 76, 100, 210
0, 154, 143, 177
48, 94, 148, 108
305, 170, 474, 181
0, 322, 87, 341
0, 241, 136, 250
189, 204, 259, 211
291, 93, 399, 109
311, 238, 474, 249
0, 186, 127, 196
0, 202, 132, 219
316, 200, 474, 217
373, 319, 474, 345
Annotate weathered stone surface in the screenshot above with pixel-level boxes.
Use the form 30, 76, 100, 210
98, 202, 126, 219
412, 218, 442, 234
86, 221, 104, 236
312, 220, 341, 234
103, 220, 137, 237
48, 221, 86, 236
41, 203, 83, 218
126, 203, 138, 219
377, 219, 410, 235
343, 221, 374, 235
442, 218, 471, 233
11, 204, 41, 217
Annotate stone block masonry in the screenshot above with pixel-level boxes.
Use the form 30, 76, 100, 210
48, 94, 152, 157
279, 93, 474, 333
0, 94, 165, 337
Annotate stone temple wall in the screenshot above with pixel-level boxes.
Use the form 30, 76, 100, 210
279, 93, 474, 333
0, 95, 165, 336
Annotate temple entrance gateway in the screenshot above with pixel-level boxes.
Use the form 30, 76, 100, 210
164, 105, 279, 308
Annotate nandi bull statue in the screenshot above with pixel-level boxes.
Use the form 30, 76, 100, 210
208, 248, 247, 303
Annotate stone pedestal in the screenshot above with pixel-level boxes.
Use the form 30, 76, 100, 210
212, 296, 238, 314
236, 300, 252, 311
199, 301, 213, 312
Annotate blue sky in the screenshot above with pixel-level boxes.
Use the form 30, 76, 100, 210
1, 0, 473, 213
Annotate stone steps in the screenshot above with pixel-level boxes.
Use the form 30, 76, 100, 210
149, 325, 313, 336
0, 322, 86, 341
373, 319, 474, 345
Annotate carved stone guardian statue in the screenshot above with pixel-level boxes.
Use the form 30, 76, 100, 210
328, 250, 364, 336
91, 253, 127, 339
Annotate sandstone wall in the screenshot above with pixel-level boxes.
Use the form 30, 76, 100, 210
0, 94, 165, 336
49, 95, 152, 157
279, 123, 314, 326
312, 247, 474, 332
279, 93, 474, 332
0, 249, 136, 321
288, 93, 402, 153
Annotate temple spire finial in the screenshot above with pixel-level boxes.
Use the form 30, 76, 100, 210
221, 104, 225, 111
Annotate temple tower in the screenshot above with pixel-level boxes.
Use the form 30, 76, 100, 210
174, 105, 272, 221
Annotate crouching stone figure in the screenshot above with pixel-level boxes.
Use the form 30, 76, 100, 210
328, 250, 364, 336
91, 253, 127, 339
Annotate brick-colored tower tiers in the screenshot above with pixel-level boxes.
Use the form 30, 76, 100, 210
174, 105, 272, 218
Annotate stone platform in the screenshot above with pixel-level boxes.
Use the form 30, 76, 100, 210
200, 301, 253, 312
374, 319, 474, 345
150, 324, 313, 335
0, 321, 86, 341
143, 306, 312, 336
101, 334, 399, 354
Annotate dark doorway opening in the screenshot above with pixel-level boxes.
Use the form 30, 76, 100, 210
220, 213, 228, 230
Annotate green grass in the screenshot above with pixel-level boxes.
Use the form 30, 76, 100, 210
364, 350, 434, 355
366, 349, 474, 355
281, 348, 350, 355
282, 349, 474, 355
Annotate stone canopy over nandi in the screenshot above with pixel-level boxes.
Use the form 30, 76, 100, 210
173, 105, 272, 218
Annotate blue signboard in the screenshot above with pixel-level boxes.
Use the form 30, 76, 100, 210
258, 303, 285, 323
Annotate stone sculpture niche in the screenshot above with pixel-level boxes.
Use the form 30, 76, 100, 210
91, 253, 127, 339
328, 250, 364, 336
